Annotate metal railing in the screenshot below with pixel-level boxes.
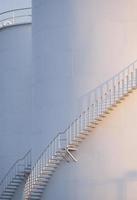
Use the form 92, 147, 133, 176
24, 60, 137, 198
0, 150, 31, 195
0, 7, 32, 30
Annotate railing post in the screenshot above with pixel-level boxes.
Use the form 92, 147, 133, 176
131, 71, 133, 89
136, 68, 137, 87
87, 107, 90, 125
126, 75, 129, 92
122, 79, 124, 96
74, 119, 78, 139
100, 96, 103, 114
118, 81, 120, 98
109, 89, 111, 106
69, 126, 71, 144
12, 11, 15, 24
104, 92, 107, 110
95, 99, 98, 119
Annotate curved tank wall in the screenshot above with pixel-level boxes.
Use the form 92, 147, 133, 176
32, 0, 137, 200
0, 23, 32, 179
32, 0, 137, 146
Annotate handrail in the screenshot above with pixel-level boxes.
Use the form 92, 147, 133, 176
0, 7, 32, 30
0, 150, 31, 195
0, 7, 31, 16
24, 59, 137, 199
82, 59, 137, 99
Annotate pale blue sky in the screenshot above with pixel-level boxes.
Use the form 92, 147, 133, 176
0, 0, 31, 12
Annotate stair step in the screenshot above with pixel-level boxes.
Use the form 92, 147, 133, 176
91, 121, 99, 125
1, 193, 12, 197
107, 106, 114, 111
35, 180, 49, 186
83, 127, 92, 132
52, 154, 63, 159
95, 117, 103, 121
29, 197, 42, 200
6, 185, 18, 189
72, 137, 83, 142
0, 196, 12, 200
40, 171, 53, 176
42, 168, 55, 173
111, 103, 117, 107
36, 176, 50, 181
47, 163, 58, 167
79, 130, 90, 135
34, 182, 47, 187
31, 191, 42, 196
67, 144, 78, 149
76, 134, 87, 139
3, 190, 15, 194
33, 184, 46, 189
56, 149, 66, 154
13, 176, 24, 181
49, 159, 61, 164
4, 189, 15, 193
67, 147, 77, 151
119, 96, 125, 100
116, 99, 122, 104
43, 165, 57, 170
49, 159, 60, 164
128, 89, 133, 93
11, 179, 22, 183
133, 86, 137, 90
123, 92, 129, 96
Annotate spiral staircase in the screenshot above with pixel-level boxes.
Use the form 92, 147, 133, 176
23, 60, 137, 200
0, 150, 31, 200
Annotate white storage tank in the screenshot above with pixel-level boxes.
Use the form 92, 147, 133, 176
0, 7, 32, 180
32, 0, 137, 200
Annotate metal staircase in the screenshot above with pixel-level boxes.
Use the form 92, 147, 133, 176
24, 60, 137, 200
0, 150, 31, 200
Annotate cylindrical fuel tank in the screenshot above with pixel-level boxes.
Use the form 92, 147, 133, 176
32, 0, 137, 200
32, 0, 137, 143
0, 8, 32, 179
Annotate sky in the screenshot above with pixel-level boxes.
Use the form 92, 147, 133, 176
0, 0, 31, 13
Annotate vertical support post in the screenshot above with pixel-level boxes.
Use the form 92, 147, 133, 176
131, 71, 133, 89
12, 11, 15, 24
122, 79, 124, 96
79, 115, 82, 132
113, 77, 115, 104
100, 96, 103, 114
109, 89, 111, 106
87, 107, 90, 125
126, 75, 129, 92
136, 68, 137, 87
74, 119, 78, 139
91, 104, 94, 121
118, 81, 120, 99
95, 99, 98, 119
82, 111, 86, 130
104, 92, 107, 110
69, 126, 71, 145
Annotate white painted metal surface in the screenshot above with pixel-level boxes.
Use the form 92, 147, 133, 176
0, 7, 32, 188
